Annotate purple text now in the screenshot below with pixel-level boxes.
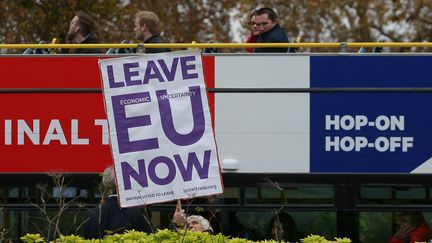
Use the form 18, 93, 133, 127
121, 150, 211, 189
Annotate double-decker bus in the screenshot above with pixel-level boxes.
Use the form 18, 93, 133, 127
1, 51, 432, 242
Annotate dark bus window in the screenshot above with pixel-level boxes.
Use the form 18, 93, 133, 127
360, 184, 432, 204
359, 212, 392, 243
234, 211, 336, 240
220, 187, 240, 204
246, 184, 334, 204
52, 187, 77, 198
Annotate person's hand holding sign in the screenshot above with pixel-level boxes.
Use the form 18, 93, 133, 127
172, 200, 186, 227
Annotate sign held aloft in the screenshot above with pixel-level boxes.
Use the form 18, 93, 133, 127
99, 50, 223, 207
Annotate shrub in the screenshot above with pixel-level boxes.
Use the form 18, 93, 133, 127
21, 230, 352, 243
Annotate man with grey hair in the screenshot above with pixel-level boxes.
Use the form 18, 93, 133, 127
170, 203, 213, 234
82, 165, 153, 239
133, 10, 171, 53
187, 215, 213, 233
101, 165, 117, 196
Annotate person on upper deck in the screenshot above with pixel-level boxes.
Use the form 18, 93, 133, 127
67, 11, 102, 54
246, 10, 260, 53
253, 7, 289, 53
134, 10, 171, 54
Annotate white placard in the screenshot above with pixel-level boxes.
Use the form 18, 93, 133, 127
99, 50, 223, 207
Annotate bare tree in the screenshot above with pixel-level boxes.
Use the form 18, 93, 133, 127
30, 173, 83, 242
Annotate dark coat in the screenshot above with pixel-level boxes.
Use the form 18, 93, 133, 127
82, 197, 153, 239
254, 24, 289, 53
70, 33, 103, 54
144, 34, 171, 54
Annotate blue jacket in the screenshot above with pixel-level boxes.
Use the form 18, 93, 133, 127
82, 197, 153, 239
254, 24, 289, 53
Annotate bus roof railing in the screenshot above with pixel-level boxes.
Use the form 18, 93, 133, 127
2, 42, 432, 50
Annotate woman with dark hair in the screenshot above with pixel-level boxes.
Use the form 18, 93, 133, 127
389, 212, 430, 243
265, 212, 304, 242
246, 10, 260, 53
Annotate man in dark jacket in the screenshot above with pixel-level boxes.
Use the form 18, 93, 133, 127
82, 165, 153, 239
253, 7, 289, 53
134, 11, 171, 54
67, 11, 102, 54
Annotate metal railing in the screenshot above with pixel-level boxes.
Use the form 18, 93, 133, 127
2, 87, 432, 94
1, 42, 432, 50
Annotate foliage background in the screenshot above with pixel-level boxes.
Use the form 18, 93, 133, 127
1, 0, 432, 53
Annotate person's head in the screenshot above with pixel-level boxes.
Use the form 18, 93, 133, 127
187, 215, 213, 233
254, 7, 279, 34
396, 212, 426, 228
268, 212, 297, 241
68, 11, 95, 40
248, 10, 260, 36
101, 165, 117, 196
134, 10, 161, 41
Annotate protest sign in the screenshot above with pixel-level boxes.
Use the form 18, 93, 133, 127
99, 50, 223, 207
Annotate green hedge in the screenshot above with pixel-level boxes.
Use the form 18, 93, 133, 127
21, 229, 352, 243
